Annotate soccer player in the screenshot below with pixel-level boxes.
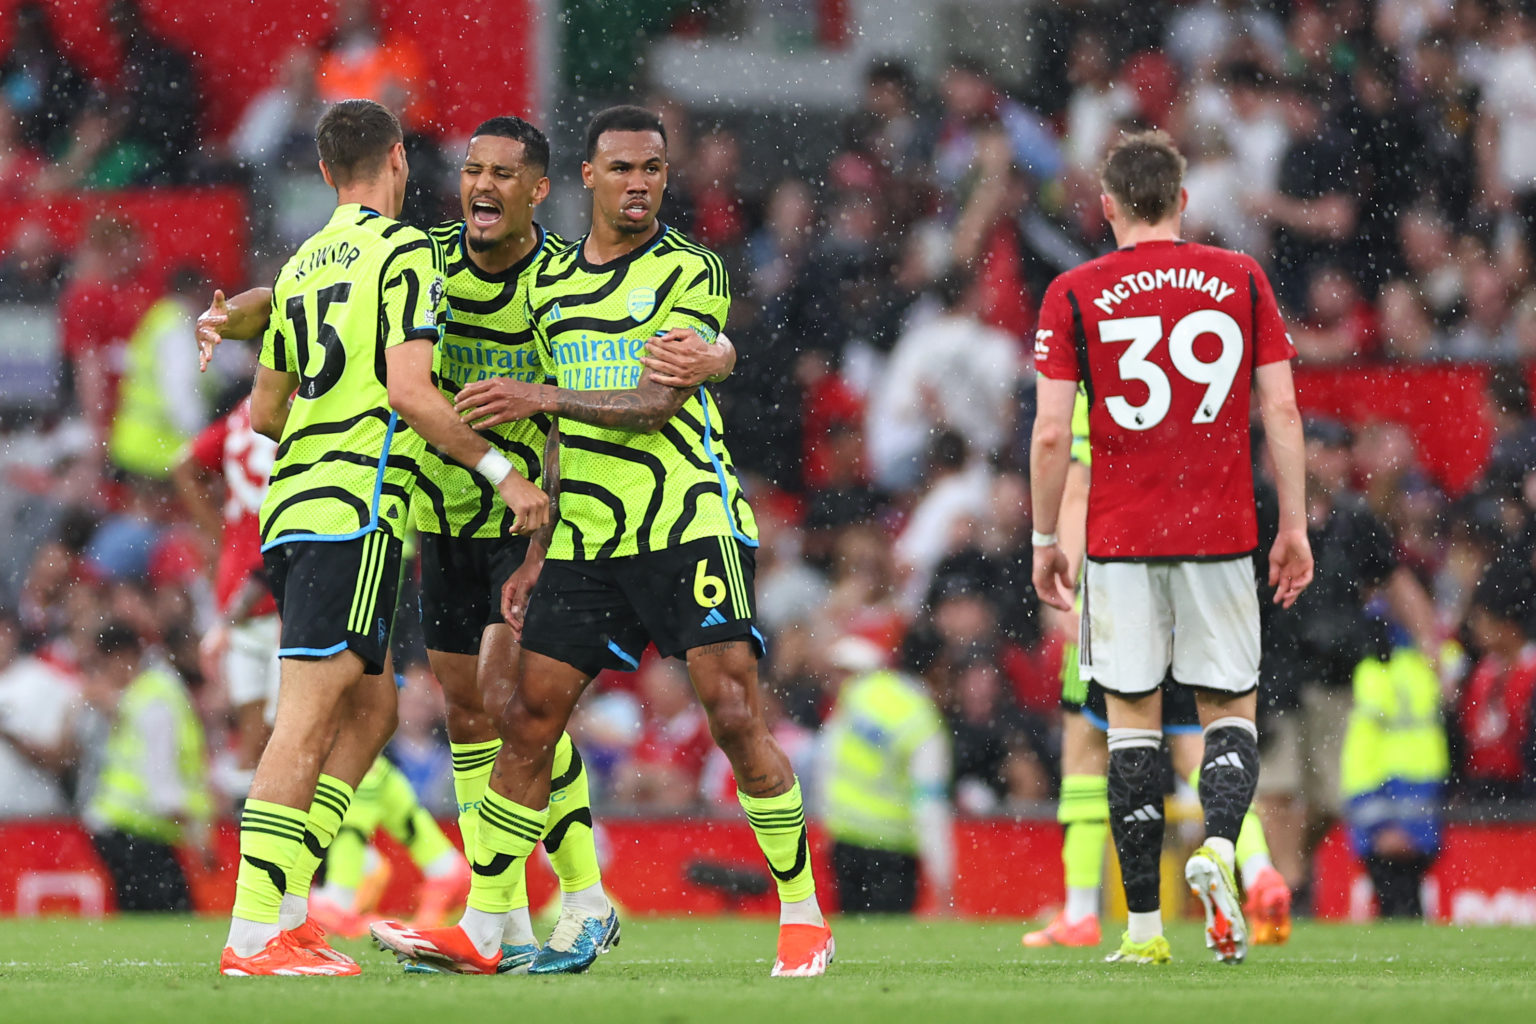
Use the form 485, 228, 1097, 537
217, 98, 549, 977
372, 105, 833, 978
1024, 392, 1292, 949
172, 394, 279, 794
200, 114, 730, 973
1030, 131, 1312, 965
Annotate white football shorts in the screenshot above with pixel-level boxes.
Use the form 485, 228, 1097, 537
226, 613, 281, 722
1079, 556, 1260, 696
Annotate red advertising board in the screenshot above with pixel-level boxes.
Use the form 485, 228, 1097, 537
5, 817, 1533, 922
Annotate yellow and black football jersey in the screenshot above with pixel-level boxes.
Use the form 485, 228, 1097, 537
414, 220, 564, 539
258, 204, 446, 548
528, 225, 757, 561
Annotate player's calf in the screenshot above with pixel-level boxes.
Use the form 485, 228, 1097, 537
1106, 728, 1166, 948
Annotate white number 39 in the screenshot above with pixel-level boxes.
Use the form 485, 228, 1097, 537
1097, 310, 1243, 431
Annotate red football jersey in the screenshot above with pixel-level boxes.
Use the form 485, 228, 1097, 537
1034, 239, 1295, 559
188, 399, 278, 616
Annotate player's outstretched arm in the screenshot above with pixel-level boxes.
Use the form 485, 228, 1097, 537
502, 421, 560, 641
641, 328, 736, 386
1030, 375, 1080, 611
1256, 359, 1314, 608
456, 373, 692, 434
196, 287, 273, 372
386, 338, 549, 536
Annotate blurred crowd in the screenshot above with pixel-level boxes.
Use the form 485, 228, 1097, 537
4, 0, 1536, 899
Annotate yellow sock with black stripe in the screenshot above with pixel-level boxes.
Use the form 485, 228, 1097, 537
1059, 773, 1109, 922
544, 733, 602, 893
451, 739, 501, 856
467, 789, 547, 915
376, 758, 456, 872
287, 774, 354, 901
738, 779, 815, 904
231, 798, 307, 952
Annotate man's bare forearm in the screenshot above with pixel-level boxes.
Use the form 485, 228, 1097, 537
1256, 361, 1307, 533
224, 287, 273, 340
549, 379, 691, 432
529, 421, 561, 554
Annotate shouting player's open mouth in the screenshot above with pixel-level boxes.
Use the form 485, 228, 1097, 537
470, 197, 503, 229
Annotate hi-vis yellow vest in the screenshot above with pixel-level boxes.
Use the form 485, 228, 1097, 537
824, 670, 946, 853
109, 297, 195, 477
88, 667, 210, 844
1340, 647, 1451, 799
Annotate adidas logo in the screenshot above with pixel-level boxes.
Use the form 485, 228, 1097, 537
1205, 753, 1243, 772
700, 608, 728, 628
1124, 803, 1162, 823
546, 303, 563, 322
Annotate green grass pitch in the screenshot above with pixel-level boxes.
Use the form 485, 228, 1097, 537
0, 916, 1530, 1023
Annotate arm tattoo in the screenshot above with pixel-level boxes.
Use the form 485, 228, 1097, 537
551, 377, 692, 432
532, 420, 560, 552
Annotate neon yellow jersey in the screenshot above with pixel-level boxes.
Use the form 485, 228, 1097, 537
412, 221, 565, 539
528, 226, 757, 560
259, 204, 447, 548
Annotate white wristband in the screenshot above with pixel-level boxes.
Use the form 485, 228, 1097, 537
1031, 530, 1060, 547
474, 450, 513, 486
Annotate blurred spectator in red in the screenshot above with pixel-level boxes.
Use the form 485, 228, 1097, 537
802, 420, 886, 562
865, 270, 1022, 492
1456, 559, 1536, 800
1290, 264, 1378, 364
610, 658, 713, 810
797, 349, 864, 493
0, 1, 86, 156
56, 216, 154, 444
690, 126, 751, 252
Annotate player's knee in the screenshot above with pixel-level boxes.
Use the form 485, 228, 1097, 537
498, 687, 566, 750
701, 690, 761, 755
